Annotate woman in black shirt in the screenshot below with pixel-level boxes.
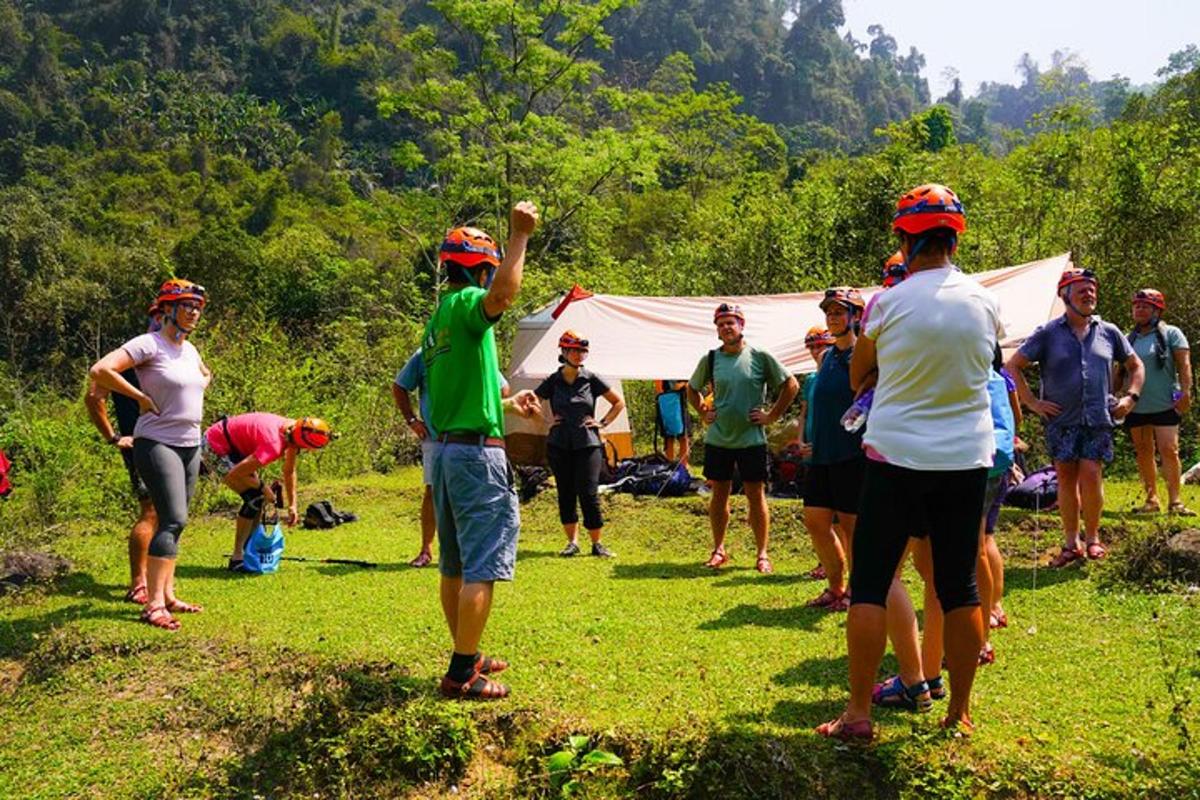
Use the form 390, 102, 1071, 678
536, 330, 626, 557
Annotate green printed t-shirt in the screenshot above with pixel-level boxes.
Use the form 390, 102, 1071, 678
422, 286, 505, 439
689, 345, 790, 449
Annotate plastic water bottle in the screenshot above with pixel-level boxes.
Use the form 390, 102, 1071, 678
840, 389, 874, 433
1173, 389, 1184, 404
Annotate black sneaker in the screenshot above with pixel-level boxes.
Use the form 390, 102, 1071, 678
559, 541, 581, 557
591, 542, 615, 558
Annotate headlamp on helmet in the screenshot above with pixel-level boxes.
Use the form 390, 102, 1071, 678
1057, 268, 1098, 294
713, 303, 745, 325
819, 287, 865, 314
558, 330, 589, 350
1132, 288, 1165, 312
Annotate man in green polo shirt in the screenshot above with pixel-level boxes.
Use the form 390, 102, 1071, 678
688, 303, 798, 574
424, 201, 540, 700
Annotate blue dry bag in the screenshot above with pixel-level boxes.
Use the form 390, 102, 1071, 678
242, 517, 285, 574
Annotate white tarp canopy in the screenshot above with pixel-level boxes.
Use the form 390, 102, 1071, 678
510, 253, 1070, 381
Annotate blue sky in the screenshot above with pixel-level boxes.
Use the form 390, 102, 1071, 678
839, 0, 1198, 97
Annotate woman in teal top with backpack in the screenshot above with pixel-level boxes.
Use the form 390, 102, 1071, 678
1121, 288, 1193, 515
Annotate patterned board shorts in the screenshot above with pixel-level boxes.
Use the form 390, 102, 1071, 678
200, 440, 238, 478
1045, 424, 1114, 463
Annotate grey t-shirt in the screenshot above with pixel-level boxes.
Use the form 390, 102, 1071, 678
122, 332, 207, 447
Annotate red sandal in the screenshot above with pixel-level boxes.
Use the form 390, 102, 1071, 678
807, 563, 826, 580
475, 653, 508, 674
815, 716, 874, 742
806, 588, 848, 611
756, 555, 774, 574
704, 549, 730, 569
141, 604, 180, 631
1049, 546, 1084, 569
439, 664, 510, 700
1085, 541, 1107, 561
124, 584, 148, 605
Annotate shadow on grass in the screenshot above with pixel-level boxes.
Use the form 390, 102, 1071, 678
772, 654, 849, 688
713, 572, 808, 588
1003, 563, 1088, 592
0, 599, 133, 658
698, 602, 831, 632
610, 561, 721, 580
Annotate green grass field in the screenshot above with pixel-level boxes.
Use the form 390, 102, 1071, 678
2, 469, 1199, 798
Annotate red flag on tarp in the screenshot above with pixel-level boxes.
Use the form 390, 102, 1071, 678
551, 284, 593, 319
0, 449, 11, 498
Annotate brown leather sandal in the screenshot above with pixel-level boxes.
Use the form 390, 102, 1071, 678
439, 664, 510, 700
141, 604, 180, 631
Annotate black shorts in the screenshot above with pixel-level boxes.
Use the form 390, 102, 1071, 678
803, 457, 865, 514
703, 444, 768, 483
121, 448, 150, 500
1124, 408, 1181, 429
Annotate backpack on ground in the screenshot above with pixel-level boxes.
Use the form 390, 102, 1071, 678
303, 502, 339, 529
1004, 465, 1058, 511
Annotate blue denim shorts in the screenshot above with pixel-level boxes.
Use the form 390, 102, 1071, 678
430, 442, 520, 582
1046, 424, 1114, 463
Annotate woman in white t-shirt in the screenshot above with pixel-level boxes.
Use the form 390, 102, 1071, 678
89, 279, 211, 631
817, 184, 1003, 741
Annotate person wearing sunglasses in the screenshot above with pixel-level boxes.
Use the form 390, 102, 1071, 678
803, 288, 866, 612
88, 278, 212, 631
1007, 268, 1145, 567
202, 414, 336, 573
687, 303, 799, 574
535, 330, 625, 558
1121, 288, 1192, 515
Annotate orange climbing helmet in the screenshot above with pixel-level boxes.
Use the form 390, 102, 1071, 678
287, 417, 334, 450
893, 184, 966, 235
1132, 288, 1165, 311
439, 226, 501, 269
1057, 267, 1098, 294
805, 327, 835, 347
882, 251, 907, 288
558, 330, 590, 350
154, 278, 207, 309
819, 286, 865, 314
713, 303, 745, 325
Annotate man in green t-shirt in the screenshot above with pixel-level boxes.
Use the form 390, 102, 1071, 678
423, 201, 541, 701
687, 303, 798, 574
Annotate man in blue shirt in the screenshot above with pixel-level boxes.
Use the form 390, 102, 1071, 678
1007, 268, 1144, 567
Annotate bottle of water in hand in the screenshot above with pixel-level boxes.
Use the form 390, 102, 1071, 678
840, 389, 874, 433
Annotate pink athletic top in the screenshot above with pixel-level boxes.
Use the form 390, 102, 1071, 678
204, 412, 290, 467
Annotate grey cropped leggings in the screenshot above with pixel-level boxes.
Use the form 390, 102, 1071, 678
133, 438, 199, 559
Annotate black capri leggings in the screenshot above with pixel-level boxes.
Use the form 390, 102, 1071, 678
133, 438, 200, 560
546, 445, 604, 531
849, 460, 988, 614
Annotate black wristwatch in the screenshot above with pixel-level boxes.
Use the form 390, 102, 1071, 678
1127, 392, 1140, 403
108, 433, 121, 445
